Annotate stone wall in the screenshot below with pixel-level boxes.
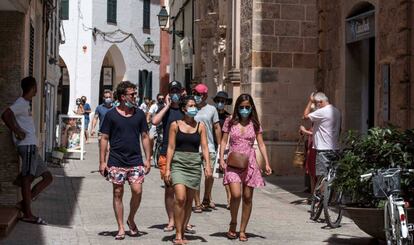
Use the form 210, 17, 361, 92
0, 12, 26, 206
319, 0, 413, 130
247, 0, 319, 174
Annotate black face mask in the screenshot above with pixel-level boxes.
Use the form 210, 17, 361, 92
158, 99, 164, 104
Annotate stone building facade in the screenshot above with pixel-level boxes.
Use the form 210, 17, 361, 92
0, 0, 61, 207
167, 0, 414, 175
318, 0, 414, 131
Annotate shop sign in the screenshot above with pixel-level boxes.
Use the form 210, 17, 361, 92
346, 10, 375, 43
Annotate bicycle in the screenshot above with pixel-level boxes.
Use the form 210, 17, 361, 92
360, 167, 414, 245
152, 125, 163, 168
310, 156, 343, 228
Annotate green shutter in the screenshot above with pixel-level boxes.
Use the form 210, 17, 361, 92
107, 0, 117, 24
60, 0, 69, 20
143, 0, 150, 29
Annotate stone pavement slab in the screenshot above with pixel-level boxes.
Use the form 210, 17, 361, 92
1, 140, 380, 244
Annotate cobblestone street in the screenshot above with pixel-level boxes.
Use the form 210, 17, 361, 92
2, 141, 378, 245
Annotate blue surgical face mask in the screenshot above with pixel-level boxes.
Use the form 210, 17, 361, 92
216, 102, 225, 110
113, 100, 120, 107
124, 98, 136, 109
171, 93, 180, 103
186, 107, 198, 117
104, 98, 112, 104
194, 95, 202, 104
239, 108, 252, 118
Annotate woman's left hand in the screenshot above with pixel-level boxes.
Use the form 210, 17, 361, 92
265, 164, 272, 176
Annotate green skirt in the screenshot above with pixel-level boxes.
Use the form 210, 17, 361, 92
171, 151, 202, 190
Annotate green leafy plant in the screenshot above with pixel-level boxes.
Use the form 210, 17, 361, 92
53, 147, 68, 154
334, 127, 414, 207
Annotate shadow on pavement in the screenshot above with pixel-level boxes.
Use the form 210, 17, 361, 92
264, 175, 310, 199
148, 223, 168, 230
98, 230, 148, 238
162, 234, 208, 242
1, 165, 85, 244
325, 234, 385, 245
210, 232, 266, 240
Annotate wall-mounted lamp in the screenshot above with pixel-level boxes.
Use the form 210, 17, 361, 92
143, 37, 160, 63
157, 6, 184, 38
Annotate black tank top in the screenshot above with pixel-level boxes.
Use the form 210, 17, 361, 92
175, 122, 201, 153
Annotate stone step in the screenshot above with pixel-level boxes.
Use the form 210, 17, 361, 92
0, 207, 19, 237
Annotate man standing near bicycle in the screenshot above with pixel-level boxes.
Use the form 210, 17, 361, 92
303, 92, 341, 178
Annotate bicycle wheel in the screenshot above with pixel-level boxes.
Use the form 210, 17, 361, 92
385, 202, 396, 245
323, 181, 343, 228
152, 143, 161, 168
310, 177, 324, 221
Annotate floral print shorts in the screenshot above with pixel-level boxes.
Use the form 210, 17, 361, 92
106, 166, 146, 185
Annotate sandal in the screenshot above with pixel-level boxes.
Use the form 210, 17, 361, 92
127, 220, 139, 236
239, 232, 248, 242
193, 205, 203, 213
185, 224, 196, 234
19, 216, 48, 225
163, 225, 175, 232
115, 233, 125, 240
226, 222, 237, 240
172, 238, 185, 244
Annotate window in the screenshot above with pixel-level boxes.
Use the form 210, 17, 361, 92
143, 0, 150, 29
107, 0, 117, 24
60, 0, 69, 20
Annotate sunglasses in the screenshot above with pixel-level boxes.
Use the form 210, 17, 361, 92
124, 92, 137, 97
239, 106, 251, 110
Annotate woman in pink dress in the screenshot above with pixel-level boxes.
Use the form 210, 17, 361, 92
219, 94, 272, 242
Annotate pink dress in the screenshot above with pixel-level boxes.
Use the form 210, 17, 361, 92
222, 118, 265, 188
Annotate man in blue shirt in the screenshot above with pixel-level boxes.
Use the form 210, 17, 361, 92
99, 81, 151, 240
91, 89, 113, 139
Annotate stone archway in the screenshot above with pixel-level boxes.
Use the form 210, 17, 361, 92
58, 56, 70, 114
99, 44, 126, 104
344, 2, 376, 133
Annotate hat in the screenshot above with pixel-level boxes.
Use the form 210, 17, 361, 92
168, 80, 182, 91
213, 91, 233, 105
194, 83, 208, 94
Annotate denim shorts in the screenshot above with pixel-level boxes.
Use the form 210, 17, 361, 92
315, 150, 339, 176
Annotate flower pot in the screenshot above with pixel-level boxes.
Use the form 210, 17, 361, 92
345, 207, 414, 241
52, 151, 64, 160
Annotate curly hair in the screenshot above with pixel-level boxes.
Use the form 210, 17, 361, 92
116, 81, 136, 98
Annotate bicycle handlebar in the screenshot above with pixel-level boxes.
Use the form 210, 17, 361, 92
360, 168, 414, 182
360, 173, 373, 181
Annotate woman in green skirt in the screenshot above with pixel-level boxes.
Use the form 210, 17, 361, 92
164, 95, 212, 244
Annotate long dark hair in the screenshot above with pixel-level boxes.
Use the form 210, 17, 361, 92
230, 93, 261, 132
179, 95, 196, 113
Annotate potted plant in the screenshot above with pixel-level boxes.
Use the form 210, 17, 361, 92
52, 146, 67, 160
334, 127, 414, 240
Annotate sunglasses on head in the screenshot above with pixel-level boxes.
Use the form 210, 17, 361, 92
239, 106, 251, 110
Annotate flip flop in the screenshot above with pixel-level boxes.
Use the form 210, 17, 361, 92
127, 220, 139, 236
115, 233, 125, 240
19, 216, 48, 225
185, 224, 196, 234
163, 225, 175, 232
239, 232, 248, 242
172, 238, 185, 244
193, 205, 203, 213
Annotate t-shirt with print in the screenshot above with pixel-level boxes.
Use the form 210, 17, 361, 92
308, 104, 341, 150
195, 104, 219, 153
94, 104, 113, 131
9, 97, 37, 146
160, 107, 184, 155
100, 108, 148, 167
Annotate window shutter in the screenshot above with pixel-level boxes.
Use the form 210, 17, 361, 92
143, 0, 150, 29
107, 0, 117, 24
29, 23, 34, 77
60, 0, 69, 20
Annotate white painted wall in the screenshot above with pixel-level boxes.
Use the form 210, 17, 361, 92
60, 0, 161, 115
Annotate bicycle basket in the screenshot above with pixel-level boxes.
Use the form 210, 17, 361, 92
372, 170, 401, 198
